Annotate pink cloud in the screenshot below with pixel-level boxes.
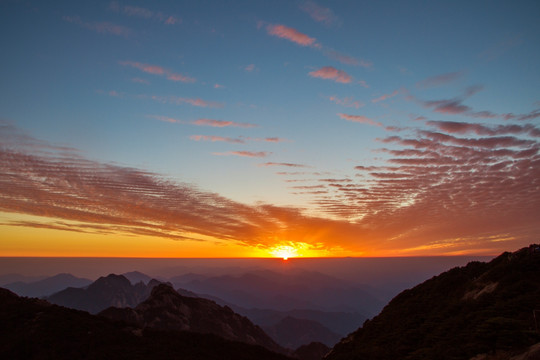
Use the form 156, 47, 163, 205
309, 66, 352, 83
148, 96, 223, 108
300, 1, 338, 25
244, 64, 257, 72
328, 95, 364, 108
191, 119, 257, 128
147, 115, 183, 124
213, 151, 270, 158
111, 2, 181, 25
266, 24, 317, 47
372, 90, 399, 103
338, 113, 382, 127
189, 135, 244, 144
214, 84, 224, 89
324, 49, 371, 67
416, 72, 462, 88
259, 162, 308, 168
63, 16, 131, 37
120, 61, 195, 83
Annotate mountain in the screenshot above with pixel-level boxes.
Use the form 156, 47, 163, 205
293, 342, 331, 360
100, 283, 285, 354
0, 287, 292, 360
172, 269, 383, 315
122, 271, 154, 285
263, 316, 341, 349
236, 307, 366, 337
3, 273, 92, 298
47, 274, 161, 313
326, 245, 540, 360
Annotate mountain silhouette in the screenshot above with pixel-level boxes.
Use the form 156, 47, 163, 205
99, 283, 285, 354
47, 273, 162, 313
0, 287, 292, 360
2, 273, 92, 297
326, 245, 540, 360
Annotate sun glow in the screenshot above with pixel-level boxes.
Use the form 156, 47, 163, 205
270, 245, 299, 260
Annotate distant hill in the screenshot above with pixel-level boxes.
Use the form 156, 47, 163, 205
263, 316, 341, 349
99, 283, 285, 354
121, 271, 155, 285
236, 307, 366, 336
3, 273, 92, 298
47, 274, 162, 313
0, 288, 293, 360
326, 245, 540, 360
172, 269, 383, 315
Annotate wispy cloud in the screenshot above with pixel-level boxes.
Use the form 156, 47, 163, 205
120, 61, 195, 83
150, 96, 223, 108
147, 115, 183, 124
110, 2, 181, 25
300, 1, 338, 26
213, 151, 270, 158
259, 162, 309, 168
190, 118, 257, 128
338, 113, 382, 127
190, 135, 245, 144
63, 16, 131, 37
266, 24, 318, 47
324, 49, 371, 67
244, 64, 257, 72
416, 72, 462, 88
372, 90, 399, 103
328, 95, 364, 108
309, 66, 352, 83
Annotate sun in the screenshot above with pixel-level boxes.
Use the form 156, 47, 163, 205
270, 245, 298, 260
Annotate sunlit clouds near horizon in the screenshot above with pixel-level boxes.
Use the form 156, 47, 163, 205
0, 0, 539, 257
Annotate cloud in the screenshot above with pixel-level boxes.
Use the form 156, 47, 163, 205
213, 151, 270, 158
214, 84, 224, 89
300, 1, 338, 25
244, 64, 257, 72
416, 72, 462, 88
426, 120, 540, 138
328, 95, 363, 108
266, 24, 317, 47
338, 113, 382, 127
324, 49, 371, 67
190, 119, 257, 128
120, 61, 195, 83
110, 2, 181, 25
150, 96, 223, 108
147, 115, 183, 124
63, 16, 131, 37
309, 66, 352, 83
372, 90, 399, 103
189, 135, 245, 144
259, 162, 309, 168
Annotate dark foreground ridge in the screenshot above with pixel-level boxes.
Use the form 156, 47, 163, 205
326, 244, 540, 360
0, 287, 293, 360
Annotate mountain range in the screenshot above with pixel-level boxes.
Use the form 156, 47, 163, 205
99, 283, 285, 354
2, 273, 92, 297
0, 287, 292, 360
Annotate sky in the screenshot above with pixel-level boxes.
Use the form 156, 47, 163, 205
1, 0, 539, 258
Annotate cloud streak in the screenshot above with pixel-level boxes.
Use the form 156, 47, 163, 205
120, 61, 195, 83
309, 66, 352, 83
63, 16, 131, 37
266, 24, 317, 47
191, 119, 257, 128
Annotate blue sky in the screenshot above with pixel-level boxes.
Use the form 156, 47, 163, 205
1, 0, 539, 257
